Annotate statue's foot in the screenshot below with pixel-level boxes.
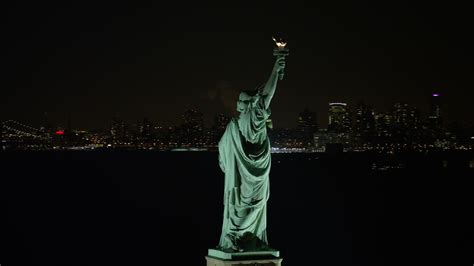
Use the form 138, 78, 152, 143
218, 232, 274, 253
235, 232, 270, 252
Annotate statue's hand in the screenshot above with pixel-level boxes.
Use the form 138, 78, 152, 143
273, 56, 286, 73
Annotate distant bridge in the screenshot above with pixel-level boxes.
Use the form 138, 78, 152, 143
1, 120, 48, 139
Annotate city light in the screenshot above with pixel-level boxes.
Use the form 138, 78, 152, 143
329, 102, 347, 106
2, 100, 473, 152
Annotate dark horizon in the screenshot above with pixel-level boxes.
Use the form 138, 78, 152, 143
4, 3, 474, 130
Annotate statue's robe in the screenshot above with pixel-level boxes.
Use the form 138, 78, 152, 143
217, 92, 272, 250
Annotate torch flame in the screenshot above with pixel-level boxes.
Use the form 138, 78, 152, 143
272, 36, 287, 48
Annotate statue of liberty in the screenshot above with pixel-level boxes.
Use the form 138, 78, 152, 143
216, 40, 287, 253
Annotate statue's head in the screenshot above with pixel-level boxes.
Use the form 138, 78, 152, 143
236, 90, 259, 113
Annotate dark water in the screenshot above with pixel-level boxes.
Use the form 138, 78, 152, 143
1, 151, 473, 266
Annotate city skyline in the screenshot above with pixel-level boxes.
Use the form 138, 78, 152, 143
2, 94, 469, 132
4, 4, 474, 130
3, 92, 473, 153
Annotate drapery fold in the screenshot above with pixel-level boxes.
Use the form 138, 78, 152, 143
217, 93, 272, 251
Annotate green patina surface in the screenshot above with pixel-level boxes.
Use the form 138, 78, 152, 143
216, 52, 286, 253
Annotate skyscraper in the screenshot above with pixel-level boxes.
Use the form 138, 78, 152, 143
354, 102, 375, 145
296, 108, 318, 147
375, 112, 393, 139
297, 108, 318, 133
180, 109, 204, 147
327, 103, 352, 151
392, 103, 420, 129
328, 103, 351, 133
428, 93, 443, 131
391, 102, 421, 144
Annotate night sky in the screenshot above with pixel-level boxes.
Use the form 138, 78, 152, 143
4, 2, 474, 130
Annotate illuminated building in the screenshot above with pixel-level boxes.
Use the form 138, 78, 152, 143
392, 103, 419, 128
313, 129, 329, 152
327, 103, 352, 150
296, 108, 318, 147
427, 93, 443, 134
375, 112, 392, 139
328, 102, 351, 133
180, 109, 204, 147
297, 108, 318, 133
269, 128, 305, 149
354, 102, 375, 146
389, 102, 421, 145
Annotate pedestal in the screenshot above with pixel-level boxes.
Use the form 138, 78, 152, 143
205, 256, 283, 266
206, 249, 282, 266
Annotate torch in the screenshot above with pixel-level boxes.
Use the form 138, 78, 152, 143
272, 36, 289, 80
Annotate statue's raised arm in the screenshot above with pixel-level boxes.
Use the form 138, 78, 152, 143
261, 57, 286, 110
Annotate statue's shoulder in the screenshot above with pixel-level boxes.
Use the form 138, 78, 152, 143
223, 117, 238, 131
230, 118, 240, 129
